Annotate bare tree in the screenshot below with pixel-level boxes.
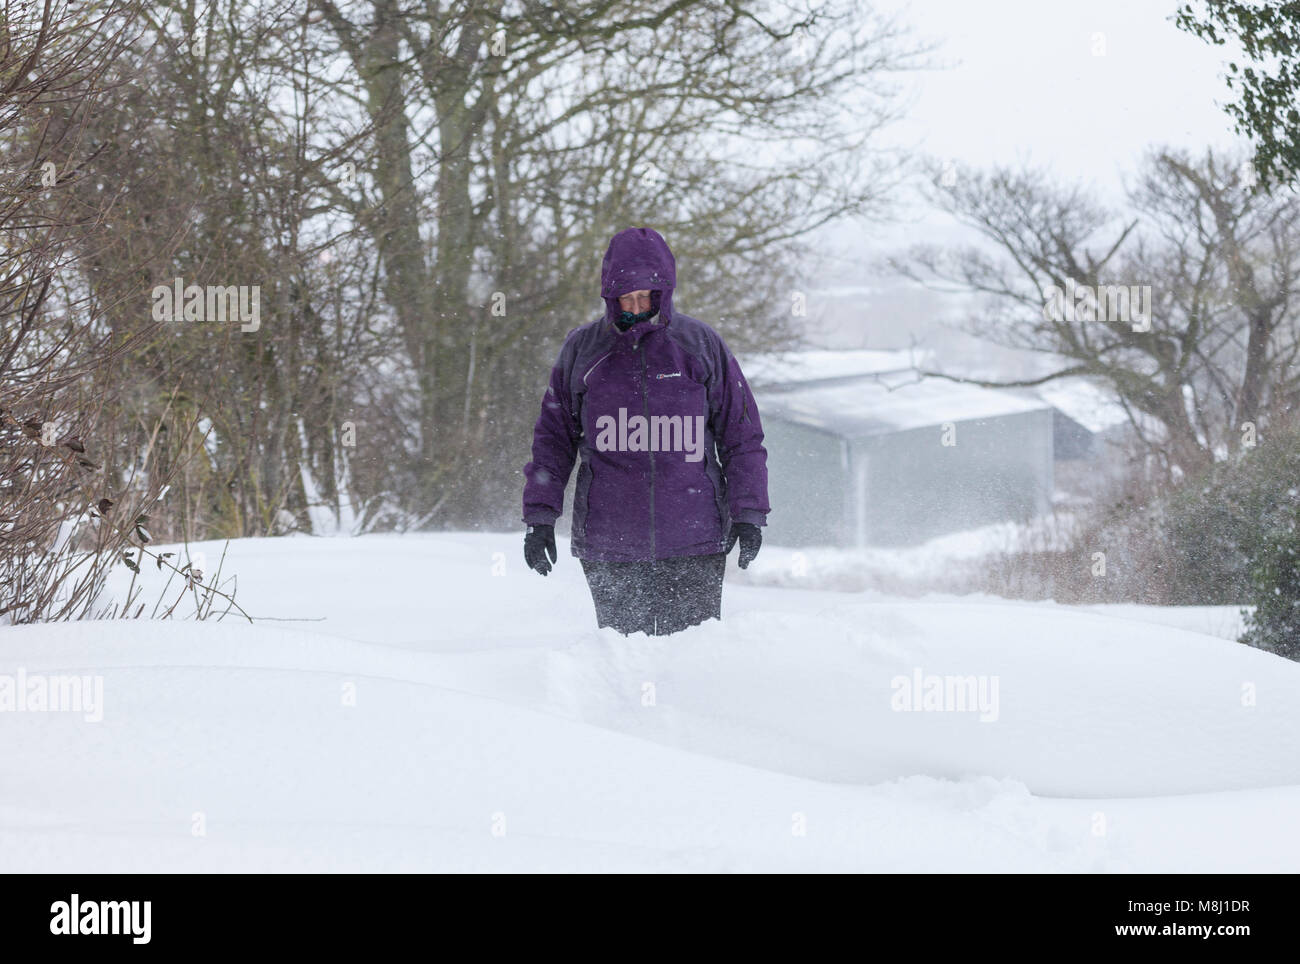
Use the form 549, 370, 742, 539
16, 0, 922, 541
893, 149, 1300, 481
0, 0, 194, 621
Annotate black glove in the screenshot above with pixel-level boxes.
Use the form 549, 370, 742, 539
524, 523, 557, 576
725, 522, 762, 569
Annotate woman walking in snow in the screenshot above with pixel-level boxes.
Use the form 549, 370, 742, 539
522, 226, 770, 635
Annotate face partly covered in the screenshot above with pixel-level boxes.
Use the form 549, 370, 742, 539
618, 289, 652, 314
601, 227, 675, 330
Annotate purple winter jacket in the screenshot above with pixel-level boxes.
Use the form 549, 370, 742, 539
522, 227, 770, 562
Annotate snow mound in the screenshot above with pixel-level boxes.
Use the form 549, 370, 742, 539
543, 600, 1300, 796
2, 533, 1297, 871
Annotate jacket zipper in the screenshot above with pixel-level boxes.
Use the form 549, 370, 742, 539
637, 339, 655, 559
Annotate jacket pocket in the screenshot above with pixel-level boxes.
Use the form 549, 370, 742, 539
572, 385, 587, 440
573, 459, 593, 542
703, 457, 729, 538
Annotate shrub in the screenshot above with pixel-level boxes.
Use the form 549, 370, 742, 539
1239, 500, 1300, 659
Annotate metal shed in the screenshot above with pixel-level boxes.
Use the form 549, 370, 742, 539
741, 350, 1057, 548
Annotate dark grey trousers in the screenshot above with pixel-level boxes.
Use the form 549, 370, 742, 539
579, 552, 726, 636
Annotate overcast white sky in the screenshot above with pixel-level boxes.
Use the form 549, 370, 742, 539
885, 0, 1241, 183
810, 0, 1254, 349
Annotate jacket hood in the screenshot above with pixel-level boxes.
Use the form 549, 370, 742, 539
601, 227, 676, 329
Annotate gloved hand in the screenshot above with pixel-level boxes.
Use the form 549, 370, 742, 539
725, 522, 762, 569
524, 523, 557, 576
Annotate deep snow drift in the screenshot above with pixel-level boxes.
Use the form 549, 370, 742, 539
1, 532, 1297, 872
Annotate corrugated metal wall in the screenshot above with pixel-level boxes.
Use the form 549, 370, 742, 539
760, 409, 1054, 548
759, 418, 849, 548
857, 409, 1053, 546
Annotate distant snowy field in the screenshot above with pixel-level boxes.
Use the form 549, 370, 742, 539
1, 531, 1296, 872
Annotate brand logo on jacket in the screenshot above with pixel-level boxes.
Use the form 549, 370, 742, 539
656, 372, 681, 379
595, 408, 706, 462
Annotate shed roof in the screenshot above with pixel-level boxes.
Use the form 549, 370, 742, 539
739, 348, 934, 388
1018, 378, 1130, 433
758, 374, 1053, 438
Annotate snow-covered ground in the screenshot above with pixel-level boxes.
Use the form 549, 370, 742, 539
1, 532, 1296, 872
733, 513, 1082, 592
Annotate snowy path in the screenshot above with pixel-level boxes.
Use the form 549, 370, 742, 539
1, 533, 1297, 871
